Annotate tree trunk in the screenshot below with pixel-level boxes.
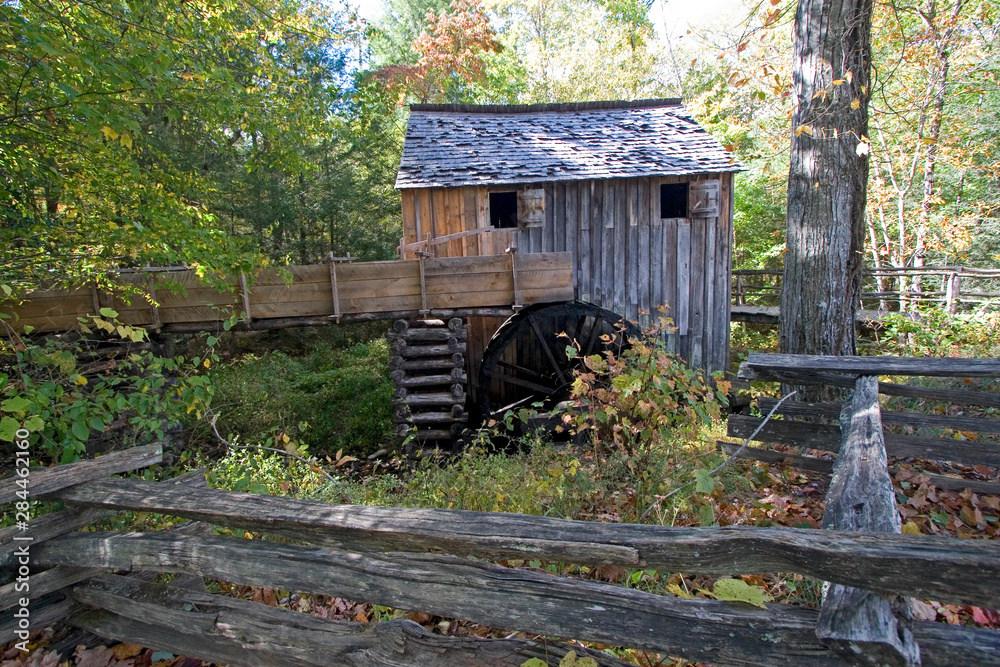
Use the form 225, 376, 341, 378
913, 0, 964, 302
781, 0, 874, 366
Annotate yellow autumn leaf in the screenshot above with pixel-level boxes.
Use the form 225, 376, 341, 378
112, 643, 143, 660
100, 125, 118, 140
74, 374, 88, 386
559, 651, 598, 667
120, 132, 133, 149
901, 521, 921, 535
851, 98, 860, 109
794, 124, 814, 137
668, 583, 695, 599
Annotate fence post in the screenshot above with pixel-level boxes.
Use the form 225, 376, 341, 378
816, 375, 919, 666
945, 270, 962, 314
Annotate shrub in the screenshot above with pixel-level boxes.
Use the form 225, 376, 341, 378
560, 317, 730, 460
0, 315, 215, 463
870, 309, 1000, 359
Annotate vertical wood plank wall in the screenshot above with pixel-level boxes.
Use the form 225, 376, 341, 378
399, 173, 733, 379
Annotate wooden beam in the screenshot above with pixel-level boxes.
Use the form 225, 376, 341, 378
727, 414, 1000, 468
755, 397, 1000, 434
0, 593, 75, 644
738, 366, 1000, 408
0, 507, 114, 559
418, 253, 428, 316
27, 531, 1000, 667
24, 531, 842, 666
328, 253, 341, 322
816, 376, 919, 666
401, 225, 494, 254
44, 477, 1000, 608
745, 353, 1000, 378
0, 443, 162, 504
238, 272, 252, 322
716, 441, 1000, 495
68, 574, 631, 667
508, 246, 522, 310
0, 566, 102, 612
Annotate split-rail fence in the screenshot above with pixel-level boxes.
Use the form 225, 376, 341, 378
731, 266, 1000, 323
2, 354, 1000, 666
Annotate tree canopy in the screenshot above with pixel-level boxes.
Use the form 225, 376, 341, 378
1, 0, 998, 307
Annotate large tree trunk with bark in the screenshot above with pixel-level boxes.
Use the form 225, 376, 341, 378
781, 0, 874, 363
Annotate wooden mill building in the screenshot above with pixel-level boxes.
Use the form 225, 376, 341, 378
396, 98, 742, 387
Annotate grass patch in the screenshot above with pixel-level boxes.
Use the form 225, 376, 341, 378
191, 329, 394, 458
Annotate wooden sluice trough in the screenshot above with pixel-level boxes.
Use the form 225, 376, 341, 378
6, 253, 574, 334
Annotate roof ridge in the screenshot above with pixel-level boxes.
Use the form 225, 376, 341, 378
409, 98, 684, 114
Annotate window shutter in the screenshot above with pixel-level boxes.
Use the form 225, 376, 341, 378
517, 188, 545, 226
688, 180, 720, 218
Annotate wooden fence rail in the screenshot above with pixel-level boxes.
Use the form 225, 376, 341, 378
1, 355, 999, 666
732, 266, 1000, 313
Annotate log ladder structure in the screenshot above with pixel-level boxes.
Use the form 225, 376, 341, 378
388, 317, 470, 447
2, 354, 1000, 666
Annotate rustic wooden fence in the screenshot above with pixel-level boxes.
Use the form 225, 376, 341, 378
732, 266, 1000, 315
2, 355, 1000, 666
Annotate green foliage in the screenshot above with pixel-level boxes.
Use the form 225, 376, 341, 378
0, 320, 215, 463
0, 0, 348, 292
730, 322, 779, 366
207, 448, 332, 498
708, 578, 773, 608
868, 310, 1000, 359
561, 317, 729, 459
732, 170, 786, 271
202, 338, 393, 458
352, 437, 595, 517
490, 0, 667, 103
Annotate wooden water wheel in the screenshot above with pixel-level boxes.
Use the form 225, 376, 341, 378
478, 301, 637, 419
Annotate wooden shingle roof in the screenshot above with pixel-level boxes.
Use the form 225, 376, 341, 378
395, 99, 742, 189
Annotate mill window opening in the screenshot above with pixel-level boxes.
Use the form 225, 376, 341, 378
489, 191, 519, 229
660, 182, 688, 219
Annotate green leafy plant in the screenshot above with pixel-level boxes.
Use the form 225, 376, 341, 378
206, 448, 333, 498
0, 315, 216, 463
705, 578, 773, 608
561, 317, 729, 458
870, 309, 1000, 359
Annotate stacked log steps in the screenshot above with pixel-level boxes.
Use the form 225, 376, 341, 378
389, 318, 468, 453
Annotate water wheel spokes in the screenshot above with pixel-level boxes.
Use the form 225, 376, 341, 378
478, 301, 634, 419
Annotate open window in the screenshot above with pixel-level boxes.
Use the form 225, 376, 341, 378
660, 182, 688, 219
489, 188, 545, 228
489, 191, 518, 229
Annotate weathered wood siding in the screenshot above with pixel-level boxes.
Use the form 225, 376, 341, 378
401, 173, 734, 376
